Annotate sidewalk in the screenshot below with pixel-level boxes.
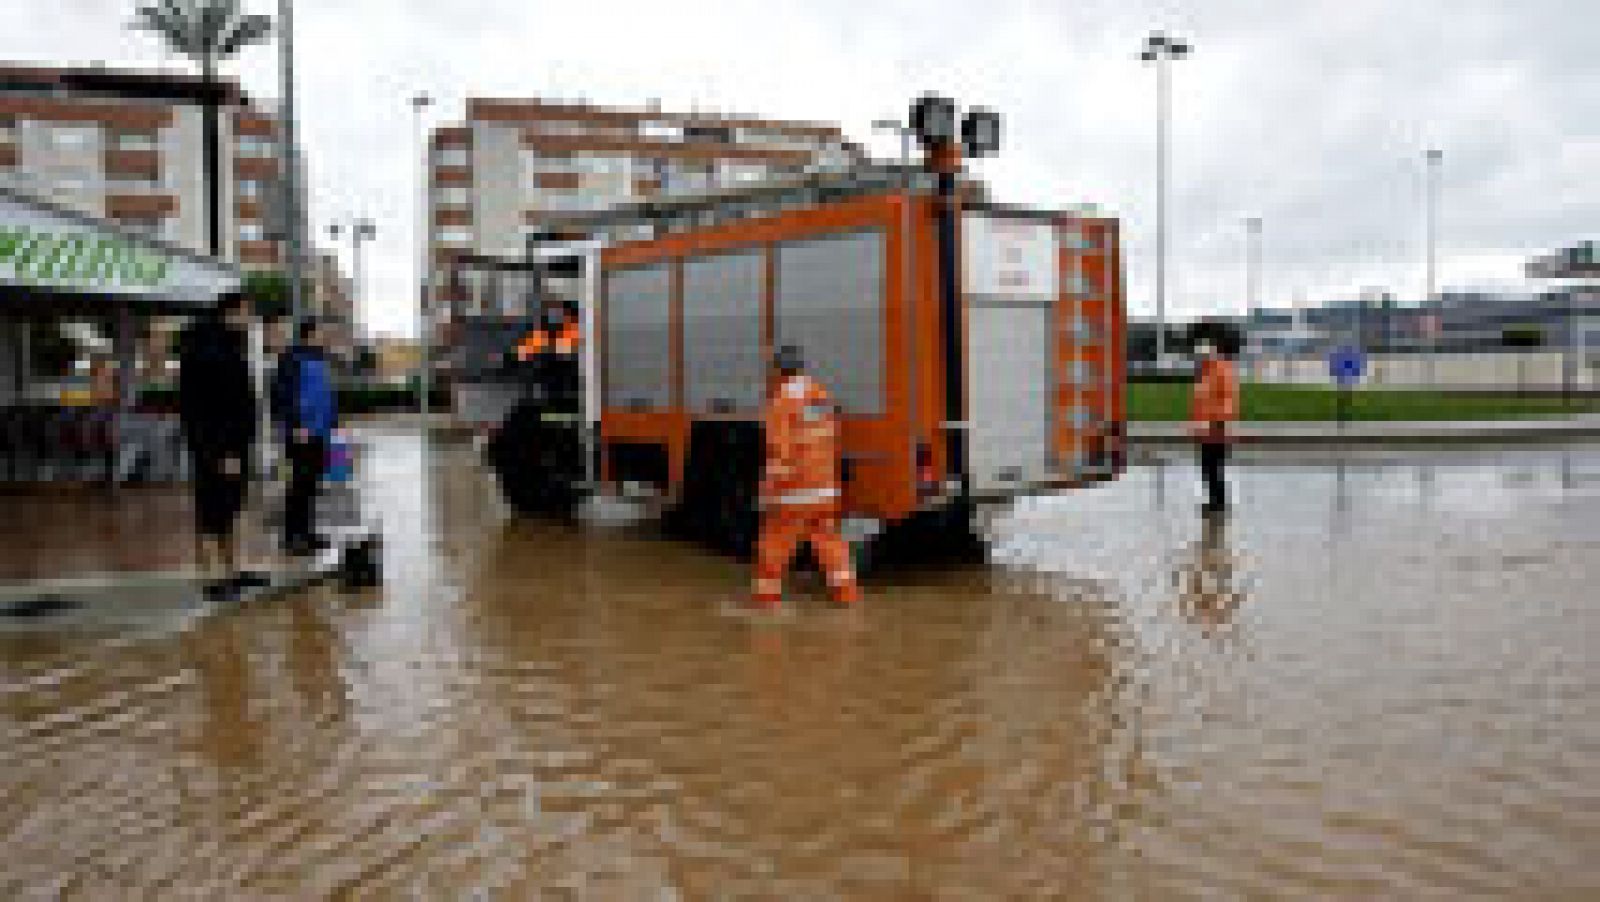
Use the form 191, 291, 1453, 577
1128, 414, 1600, 444
346, 411, 474, 437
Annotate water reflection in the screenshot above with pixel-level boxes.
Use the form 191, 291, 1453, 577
1174, 514, 1246, 636
184, 617, 262, 771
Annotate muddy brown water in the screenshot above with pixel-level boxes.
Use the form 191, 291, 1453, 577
2, 433, 1597, 897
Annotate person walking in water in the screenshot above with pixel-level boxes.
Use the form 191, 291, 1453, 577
752, 345, 861, 609
1190, 336, 1240, 514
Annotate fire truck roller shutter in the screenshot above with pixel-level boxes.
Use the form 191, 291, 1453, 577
683, 248, 766, 415
603, 263, 673, 411
773, 229, 887, 417
962, 212, 1060, 495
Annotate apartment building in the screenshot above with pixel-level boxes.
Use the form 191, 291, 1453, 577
0, 63, 291, 269
429, 97, 864, 320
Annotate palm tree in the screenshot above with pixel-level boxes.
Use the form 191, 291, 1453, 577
131, 1, 272, 258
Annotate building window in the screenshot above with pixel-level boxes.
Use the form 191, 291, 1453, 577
108, 173, 161, 192
639, 120, 683, 142
530, 120, 591, 137
436, 225, 473, 245
239, 221, 265, 242
236, 135, 276, 158
238, 178, 263, 199
437, 185, 470, 207
113, 131, 160, 152
572, 153, 626, 176
120, 216, 165, 237
535, 192, 606, 212
50, 125, 98, 150
0, 116, 16, 142
437, 146, 469, 168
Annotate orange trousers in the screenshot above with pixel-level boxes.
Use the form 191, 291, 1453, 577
752, 504, 860, 605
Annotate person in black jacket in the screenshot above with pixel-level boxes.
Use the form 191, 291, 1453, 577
177, 290, 265, 601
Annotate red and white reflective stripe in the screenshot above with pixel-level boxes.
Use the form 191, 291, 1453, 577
770, 487, 840, 505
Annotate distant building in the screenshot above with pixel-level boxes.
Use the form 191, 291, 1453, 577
427, 97, 865, 322
0, 63, 304, 268
1233, 285, 1600, 357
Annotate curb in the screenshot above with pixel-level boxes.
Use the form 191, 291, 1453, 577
1128, 420, 1600, 445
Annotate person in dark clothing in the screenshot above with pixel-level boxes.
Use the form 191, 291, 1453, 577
177, 290, 265, 601
272, 318, 339, 556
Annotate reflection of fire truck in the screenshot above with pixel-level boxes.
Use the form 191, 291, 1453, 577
484, 163, 1126, 561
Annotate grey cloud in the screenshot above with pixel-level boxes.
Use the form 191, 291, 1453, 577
6, 0, 1594, 333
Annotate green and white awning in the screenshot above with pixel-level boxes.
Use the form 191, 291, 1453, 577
1, 187, 240, 309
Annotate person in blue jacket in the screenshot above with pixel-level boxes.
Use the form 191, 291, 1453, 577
272, 317, 339, 556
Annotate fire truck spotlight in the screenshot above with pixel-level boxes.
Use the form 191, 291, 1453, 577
962, 107, 1001, 157
909, 94, 958, 146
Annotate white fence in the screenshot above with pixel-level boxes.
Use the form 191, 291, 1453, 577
1244, 351, 1600, 391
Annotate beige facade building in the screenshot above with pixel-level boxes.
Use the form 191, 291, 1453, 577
0, 64, 296, 269
428, 97, 864, 320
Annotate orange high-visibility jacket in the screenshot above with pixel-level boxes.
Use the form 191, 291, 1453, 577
1190, 357, 1240, 426
761, 374, 842, 507
515, 321, 581, 361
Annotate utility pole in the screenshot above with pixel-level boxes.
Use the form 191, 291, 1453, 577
1142, 32, 1191, 366
1424, 148, 1442, 386
278, 0, 304, 322
329, 218, 376, 336
1245, 215, 1262, 378
411, 93, 434, 414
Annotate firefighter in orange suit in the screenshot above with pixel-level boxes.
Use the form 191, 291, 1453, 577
515, 303, 581, 361
1190, 338, 1240, 514
752, 346, 861, 608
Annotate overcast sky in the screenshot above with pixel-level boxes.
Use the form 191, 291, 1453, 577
11, 0, 1597, 336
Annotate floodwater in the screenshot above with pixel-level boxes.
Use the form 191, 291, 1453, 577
2, 431, 1597, 897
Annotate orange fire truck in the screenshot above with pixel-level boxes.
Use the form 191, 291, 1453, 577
484, 162, 1125, 561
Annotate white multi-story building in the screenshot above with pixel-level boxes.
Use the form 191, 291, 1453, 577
0, 64, 297, 271
428, 97, 864, 320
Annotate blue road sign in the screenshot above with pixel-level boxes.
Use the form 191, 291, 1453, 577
1329, 346, 1365, 387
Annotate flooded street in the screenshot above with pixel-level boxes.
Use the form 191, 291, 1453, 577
3, 430, 1598, 897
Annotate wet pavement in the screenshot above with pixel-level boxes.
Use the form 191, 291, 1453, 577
2, 430, 1597, 897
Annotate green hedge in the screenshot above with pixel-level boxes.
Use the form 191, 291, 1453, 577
1129, 382, 1600, 422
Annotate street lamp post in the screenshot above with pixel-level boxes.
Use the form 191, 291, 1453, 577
328, 218, 376, 341
411, 93, 434, 415
278, 0, 304, 322
1142, 31, 1191, 367
1244, 215, 1262, 379
1424, 148, 1442, 386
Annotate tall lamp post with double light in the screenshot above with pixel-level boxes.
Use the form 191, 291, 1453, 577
277, 0, 305, 322
1424, 147, 1443, 386
411, 93, 434, 415
328, 218, 376, 353
1141, 30, 1191, 366
1244, 215, 1262, 379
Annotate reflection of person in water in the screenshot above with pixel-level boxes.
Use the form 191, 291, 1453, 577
184, 618, 263, 770
745, 611, 867, 731
1175, 514, 1245, 634
288, 595, 352, 728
